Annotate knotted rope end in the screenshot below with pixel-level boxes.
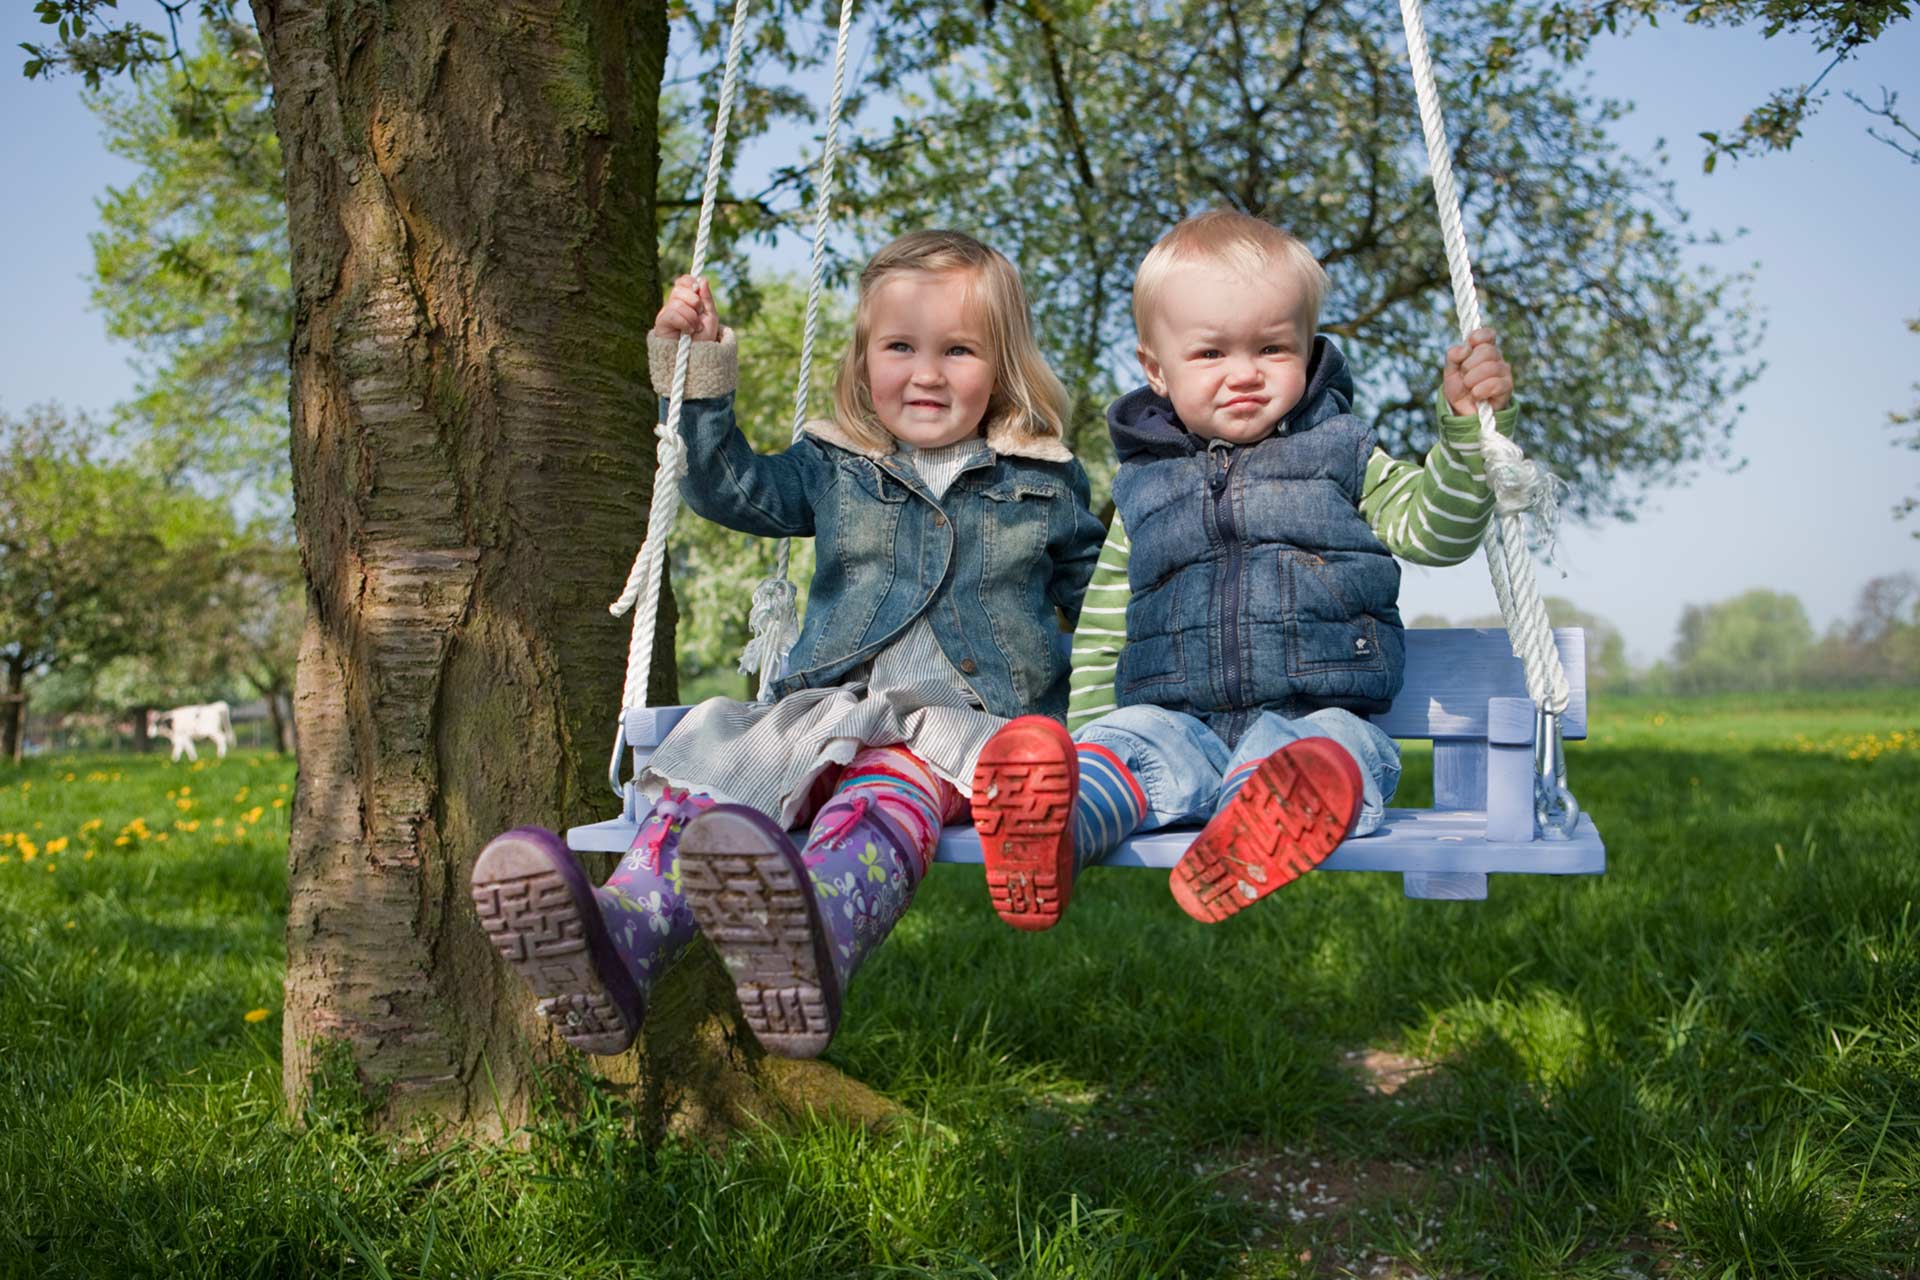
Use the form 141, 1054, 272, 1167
739, 574, 800, 691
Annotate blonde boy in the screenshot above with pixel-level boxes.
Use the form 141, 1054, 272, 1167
971, 209, 1516, 929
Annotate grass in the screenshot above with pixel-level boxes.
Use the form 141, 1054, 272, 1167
1, 691, 1917, 1278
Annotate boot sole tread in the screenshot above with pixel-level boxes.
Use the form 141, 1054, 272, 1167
1171, 746, 1359, 924
470, 856, 636, 1056
679, 825, 836, 1057
974, 747, 1076, 930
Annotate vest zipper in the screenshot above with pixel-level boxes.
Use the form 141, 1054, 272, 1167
1207, 439, 1245, 710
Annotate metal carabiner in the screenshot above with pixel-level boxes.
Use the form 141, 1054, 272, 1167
606, 716, 630, 807
1533, 706, 1581, 841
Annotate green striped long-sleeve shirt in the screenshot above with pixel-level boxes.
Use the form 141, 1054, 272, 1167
1066, 392, 1517, 731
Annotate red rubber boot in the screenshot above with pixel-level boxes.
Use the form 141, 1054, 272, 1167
1169, 737, 1363, 924
971, 715, 1080, 931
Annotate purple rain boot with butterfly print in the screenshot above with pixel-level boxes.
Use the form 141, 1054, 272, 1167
677, 793, 921, 1059
469, 789, 714, 1056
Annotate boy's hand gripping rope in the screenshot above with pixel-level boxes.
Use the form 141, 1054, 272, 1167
1395, 0, 1580, 838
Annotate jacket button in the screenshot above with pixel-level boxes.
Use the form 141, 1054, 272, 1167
959, 658, 977, 674
933, 512, 948, 527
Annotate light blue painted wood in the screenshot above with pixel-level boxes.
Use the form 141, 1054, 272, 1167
1484, 696, 1537, 844
574, 627, 1607, 891
1403, 871, 1489, 900
1373, 627, 1586, 739
570, 809, 1605, 874
615, 630, 1589, 750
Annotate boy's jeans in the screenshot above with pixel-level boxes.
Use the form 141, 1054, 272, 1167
1075, 705, 1401, 836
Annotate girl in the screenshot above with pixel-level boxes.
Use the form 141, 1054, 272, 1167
471, 231, 1104, 1060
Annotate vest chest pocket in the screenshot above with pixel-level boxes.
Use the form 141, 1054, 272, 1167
1281, 551, 1386, 676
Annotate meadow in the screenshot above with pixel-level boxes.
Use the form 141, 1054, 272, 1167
1, 691, 1916, 1278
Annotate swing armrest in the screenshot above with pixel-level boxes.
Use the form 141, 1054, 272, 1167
624, 705, 693, 750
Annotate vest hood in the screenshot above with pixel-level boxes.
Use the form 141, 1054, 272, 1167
1108, 334, 1356, 464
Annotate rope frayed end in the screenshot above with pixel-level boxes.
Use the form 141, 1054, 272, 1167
1482, 434, 1566, 562
739, 574, 800, 691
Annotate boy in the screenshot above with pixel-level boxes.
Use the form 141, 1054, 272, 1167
970, 209, 1515, 929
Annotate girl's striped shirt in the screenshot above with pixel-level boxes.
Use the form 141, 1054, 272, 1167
1066, 395, 1516, 731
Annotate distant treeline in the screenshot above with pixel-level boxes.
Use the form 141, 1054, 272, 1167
1415, 574, 1920, 695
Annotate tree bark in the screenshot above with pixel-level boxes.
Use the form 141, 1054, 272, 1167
251, 0, 828, 1136
265, 687, 292, 755
1, 657, 24, 764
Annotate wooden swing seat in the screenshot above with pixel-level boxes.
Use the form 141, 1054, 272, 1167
567, 627, 1604, 901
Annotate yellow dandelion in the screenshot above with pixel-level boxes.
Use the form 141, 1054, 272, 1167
45, 863, 55, 872
80, 818, 103, 833
64, 920, 75, 930
244, 1008, 271, 1024
0, 833, 13, 847
245, 806, 265, 824
156, 832, 169, 842
113, 836, 130, 847
277, 783, 288, 793
0, 855, 9, 865
176, 798, 192, 811
272, 798, 286, 810
63, 772, 75, 782
212, 817, 224, 828
46, 837, 68, 855
19, 840, 37, 861
82, 850, 94, 861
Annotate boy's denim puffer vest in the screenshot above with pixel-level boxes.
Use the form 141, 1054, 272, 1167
1109, 336, 1406, 727
668, 394, 1104, 721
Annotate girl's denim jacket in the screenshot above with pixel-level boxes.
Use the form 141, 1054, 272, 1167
651, 332, 1105, 721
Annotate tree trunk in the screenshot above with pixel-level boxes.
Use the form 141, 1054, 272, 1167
2, 657, 24, 764
260, 681, 293, 755
251, 0, 843, 1137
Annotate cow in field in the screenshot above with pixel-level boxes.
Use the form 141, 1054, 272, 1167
148, 702, 237, 761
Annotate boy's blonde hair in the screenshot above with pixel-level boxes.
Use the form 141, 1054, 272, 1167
1132, 209, 1330, 339
834, 230, 1070, 453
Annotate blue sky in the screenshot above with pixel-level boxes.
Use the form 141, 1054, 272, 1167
5, 9, 1917, 664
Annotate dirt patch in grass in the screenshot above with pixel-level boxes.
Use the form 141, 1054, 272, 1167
1203, 1141, 1477, 1277
1343, 1046, 1439, 1097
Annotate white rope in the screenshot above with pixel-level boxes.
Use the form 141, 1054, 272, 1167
1396, 0, 1571, 717
608, 0, 754, 714
738, 0, 858, 699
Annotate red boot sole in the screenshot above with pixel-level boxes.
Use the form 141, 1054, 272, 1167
972, 716, 1079, 931
1170, 738, 1363, 924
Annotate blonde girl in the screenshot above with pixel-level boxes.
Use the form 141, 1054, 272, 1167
472, 231, 1104, 1059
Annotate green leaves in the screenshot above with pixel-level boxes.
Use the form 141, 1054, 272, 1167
1525, 0, 1915, 167
839, 0, 1757, 517
85, 22, 289, 519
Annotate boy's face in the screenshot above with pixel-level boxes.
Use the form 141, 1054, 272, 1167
1137, 262, 1312, 445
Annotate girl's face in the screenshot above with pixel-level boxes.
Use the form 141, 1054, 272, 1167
863, 270, 996, 450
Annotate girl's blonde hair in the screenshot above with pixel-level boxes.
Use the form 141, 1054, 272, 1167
833, 230, 1070, 453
